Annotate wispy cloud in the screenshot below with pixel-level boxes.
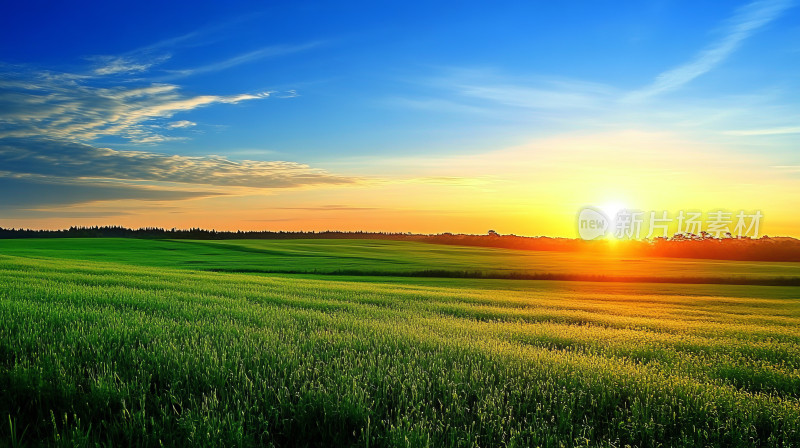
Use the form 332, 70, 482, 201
0, 22, 351, 213
387, 69, 619, 133
90, 54, 172, 75
724, 126, 800, 136
272, 205, 380, 211
628, 0, 794, 100
395, 53, 794, 140
452, 81, 612, 111
87, 13, 268, 78
771, 165, 800, 172
0, 24, 318, 143
406, 176, 497, 187
425, 69, 615, 112
386, 97, 492, 115
163, 41, 324, 79
0, 209, 132, 219
0, 68, 269, 143
132, 12, 269, 55
0, 175, 218, 210
167, 120, 196, 129
0, 138, 358, 189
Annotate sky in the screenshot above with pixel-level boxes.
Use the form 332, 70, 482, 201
0, 0, 798, 237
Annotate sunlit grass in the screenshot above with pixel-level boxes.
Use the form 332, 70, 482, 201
1, 238, 799, 283
0, 247, 799, 446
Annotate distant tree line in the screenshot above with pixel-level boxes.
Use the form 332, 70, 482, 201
1, 226, 798, 261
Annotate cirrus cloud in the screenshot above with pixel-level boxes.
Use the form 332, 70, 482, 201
0, 66, 269, 144
167, 120, 196, 129
0, 138, 357, 189
627, 0, 794, 101
0, 30, 356, 215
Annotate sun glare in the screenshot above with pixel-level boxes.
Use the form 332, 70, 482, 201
599, 201, 628, 220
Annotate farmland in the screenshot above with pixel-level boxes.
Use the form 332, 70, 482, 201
0, 239, 799, 446
1, 238, 799, 284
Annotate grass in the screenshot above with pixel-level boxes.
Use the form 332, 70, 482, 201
1, 238, 799, 284
0, 239, 799, 446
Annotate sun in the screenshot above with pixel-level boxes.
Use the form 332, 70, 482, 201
599, 201, 628, 220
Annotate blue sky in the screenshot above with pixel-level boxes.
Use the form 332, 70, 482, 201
0, 1, 798, 234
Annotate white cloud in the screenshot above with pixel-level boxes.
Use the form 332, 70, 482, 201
85, 15, 267, 78
163, 41, 324, 79
724, 126, 800, 136
0, 69, 270, 143
426, 69, 615, 112
0, 20, 311, 144
91, 54, 171, 75
168, 120, 197, 129
628, 0, 794, 100
772, 165, 800, 172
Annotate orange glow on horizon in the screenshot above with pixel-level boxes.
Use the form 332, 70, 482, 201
1, 131, 797, 238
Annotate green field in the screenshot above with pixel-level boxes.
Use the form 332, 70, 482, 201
1, 239, 799, 446
1, 238, 799, 283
